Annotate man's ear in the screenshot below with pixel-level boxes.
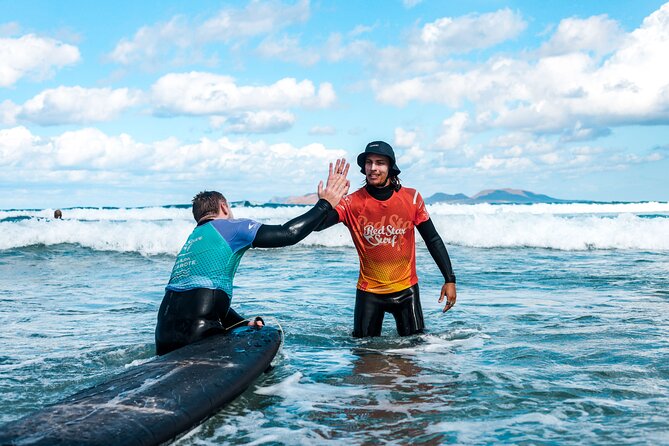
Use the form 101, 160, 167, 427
220, 201, 231, 217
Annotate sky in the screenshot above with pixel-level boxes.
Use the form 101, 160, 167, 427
1, 0, 668, 208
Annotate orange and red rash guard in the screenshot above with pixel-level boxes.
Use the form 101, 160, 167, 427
335, 187, 430, 294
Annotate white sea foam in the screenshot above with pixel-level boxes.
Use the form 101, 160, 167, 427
0, 206, 192, 222
427, 201, 669, 216
1, 202, 668, 254
0, 218, 193, 255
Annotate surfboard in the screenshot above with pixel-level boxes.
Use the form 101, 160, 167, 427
0, 325, 282, 446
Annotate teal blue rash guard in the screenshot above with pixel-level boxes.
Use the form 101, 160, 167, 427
166, 218, 262, 297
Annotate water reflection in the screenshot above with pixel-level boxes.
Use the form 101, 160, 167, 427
333, 346, 453, 444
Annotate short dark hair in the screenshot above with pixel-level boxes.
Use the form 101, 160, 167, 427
192, 191, 227, 222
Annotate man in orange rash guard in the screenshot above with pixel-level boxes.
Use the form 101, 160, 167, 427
315, 141, 457, 337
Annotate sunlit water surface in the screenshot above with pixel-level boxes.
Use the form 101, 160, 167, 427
1, 204, 668, 444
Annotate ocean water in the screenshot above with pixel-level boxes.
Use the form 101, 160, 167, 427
1, 202, 669, 445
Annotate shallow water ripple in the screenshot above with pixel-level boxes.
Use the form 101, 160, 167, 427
1, 244, 668, 444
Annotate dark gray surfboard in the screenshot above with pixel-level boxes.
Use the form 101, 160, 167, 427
0, 325, 282, 446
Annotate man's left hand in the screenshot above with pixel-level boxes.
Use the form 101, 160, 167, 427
438, 282, 457, 313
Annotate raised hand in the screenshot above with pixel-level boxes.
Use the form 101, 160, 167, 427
318, 158, 350, 208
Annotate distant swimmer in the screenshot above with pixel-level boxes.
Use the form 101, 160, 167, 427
315, 141, 457, 337
155, 159, 350, 355
54, 209, 62, 219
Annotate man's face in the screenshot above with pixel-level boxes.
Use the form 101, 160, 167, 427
365, 154, 390, 187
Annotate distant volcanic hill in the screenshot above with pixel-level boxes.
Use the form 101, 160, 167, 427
269, 193, 319, 205
271, 188, 567, 205
466, 189, 566, 204
423, 193, 470, 204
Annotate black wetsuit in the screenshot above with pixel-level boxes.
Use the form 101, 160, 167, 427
155, 199, 332, 355
315, 184, 456, 337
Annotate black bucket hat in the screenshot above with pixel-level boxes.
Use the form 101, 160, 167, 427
357, 141, 401, 176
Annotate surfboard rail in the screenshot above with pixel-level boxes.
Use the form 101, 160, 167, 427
0, 325, 282, 446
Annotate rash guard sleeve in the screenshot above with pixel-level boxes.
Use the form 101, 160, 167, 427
416, 218, 456, 283
253, 199, 333, 248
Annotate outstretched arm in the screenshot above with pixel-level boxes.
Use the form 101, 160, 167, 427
253, 158, 349, 248
416, 218, 457, 313
314, 208, 340, 231
253, 199, 333, 247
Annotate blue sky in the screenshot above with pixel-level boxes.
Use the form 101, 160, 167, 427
1, 0, 668, 208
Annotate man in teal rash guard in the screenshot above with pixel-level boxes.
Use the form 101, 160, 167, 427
155, 159, 350, 355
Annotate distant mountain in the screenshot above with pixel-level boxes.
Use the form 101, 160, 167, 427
269, 193, 318, 205
271, 188, 567, 205
471, 189, 565, 203
427, 188, 567, 204
424, 193, 470, 204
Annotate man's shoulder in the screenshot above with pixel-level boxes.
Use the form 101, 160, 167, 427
396, 186, 422, 202
210, 218, 261, 235
398, 185, 418, 195
340, 187, 367, 205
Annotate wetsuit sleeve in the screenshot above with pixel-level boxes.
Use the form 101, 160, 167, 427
222, 307, 246, 329
253, 199, 333, 248
314, 208, 340, 231
315, 194, 349, 231
416, 218, 456, 283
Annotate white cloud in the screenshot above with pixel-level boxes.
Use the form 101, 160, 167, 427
256, 35, 321, 66
435, 112, 470, 149
539, 14, 625, 57
151, 72, 335, 116
225, 110, 296, 133
14, 86, 143, 125
254, 9, 526, 74
489, 131, 534, 148
0, 34, 80, 87
361, 9, 527, 76
198, 0, 309, 41
394, 127, 417, 148
0, 100, 19, 125
559, 122, 611, 142
108, 0, 310, 67
0, 126, 346, 186
53, 128, 151, 168
108, 16, 189, 66
403, 0, 423, 8
0, 126, 41, 166
322, 33, 374, 63
309, 125, 337, 135
475, 154, 534, 171
539, 152, 561, 165
394, 132, 425, 168
374, 3, 669, 133
419, 9, 526, 53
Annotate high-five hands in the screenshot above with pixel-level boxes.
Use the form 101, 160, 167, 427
318, 158, 350, 208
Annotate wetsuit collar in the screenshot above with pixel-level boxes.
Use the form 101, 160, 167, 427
365, 182, 395, 201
